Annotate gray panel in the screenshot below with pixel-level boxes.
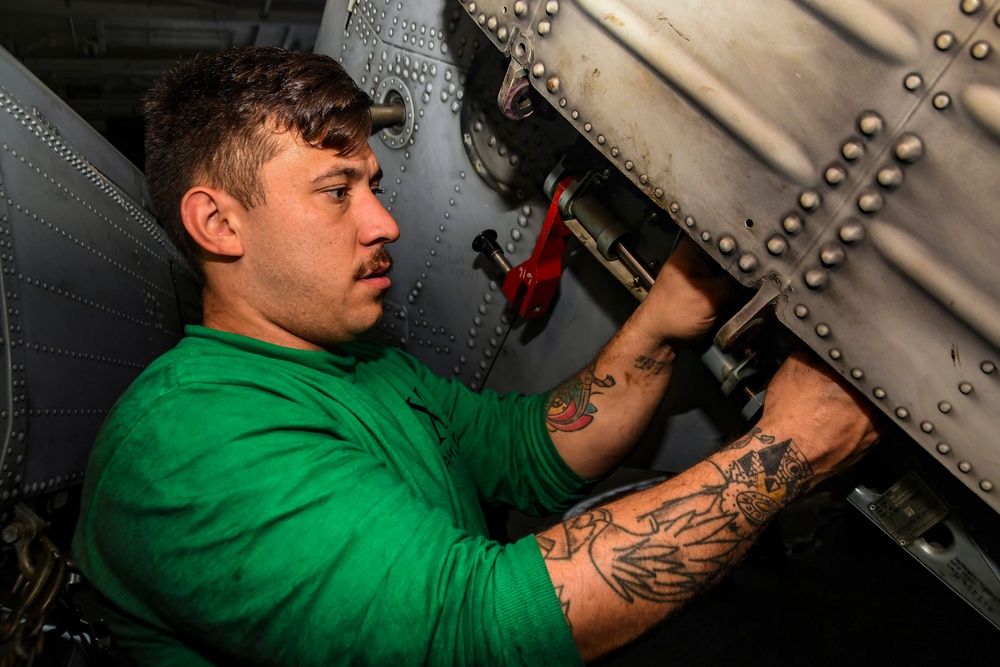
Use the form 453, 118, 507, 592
450, 0, 1000, 513
0, 46, 198, 502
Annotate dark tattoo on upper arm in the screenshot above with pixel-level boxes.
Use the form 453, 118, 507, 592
543, 429, 813, 612
545, 360, 616, 433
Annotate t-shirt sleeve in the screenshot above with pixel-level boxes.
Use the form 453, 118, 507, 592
386, 349, 593, 515
75, 383, 582, 667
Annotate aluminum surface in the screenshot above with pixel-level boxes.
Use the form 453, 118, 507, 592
0, 46, 197, 503
456, 0, 1000, 514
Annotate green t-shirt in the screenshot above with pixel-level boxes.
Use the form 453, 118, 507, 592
73, 326, 588, 666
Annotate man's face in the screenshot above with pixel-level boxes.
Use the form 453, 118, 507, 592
235, 131, 399, 350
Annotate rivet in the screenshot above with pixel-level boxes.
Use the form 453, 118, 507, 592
783, 214, 803, 235
766, 236, 787, 255
895, 407, 909, 419
939, 401, 952, 413
961, 0, 983, 14
971, 40, 991, 59
584, 122, 592, 132
804, 268, 829, 289
830, 349, 842, 360
839, 220, 865, 244
815, 323, 830, 337
825, 166, 846, 185
794, 305, 809, 319
820, 244, 845, 268
851, 368, 864, 380
531, 62, 545, 77
468, 4, 478, 14
877, 165, 904, 189
487, 16, 497, 31
538, 20, 551, 35
498, 27, 508, 41
738, 253, 758, 273
514, 1, 526, 17
624, 160, 634, 170
982, 361, 996, 374
799, 190, 821, 211
610, 147, 619, 157
559, 98, 566, 107
874, 387, 887, 399
669, 202, 680, 213
921, 420, 936, 433
684, 216, 695, 227
654, 188, 664, 198
937, 442, 951, 455
958, 461, 972, 473
858, 111, 883, 136
546, 77, 560, 93
718, 236, 737, 255
639, 174, 649, 185
981, 480, 995, 492
903, 73, 923, 91
700, 231, 712, 242
935, 31, 956, 51
858, 190, 884, 213
959, 382, 973, 394
546, 0, 559, 14
477, 14, 486, 26
597, 135, 606, 144
842, 141, 863, 161
933, 93, 952, 110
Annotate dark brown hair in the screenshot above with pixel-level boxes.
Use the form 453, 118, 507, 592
144, 47, 373, 282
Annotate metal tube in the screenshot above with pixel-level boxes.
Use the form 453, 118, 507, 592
370, 102, 406, 130
616, 242, 655, 291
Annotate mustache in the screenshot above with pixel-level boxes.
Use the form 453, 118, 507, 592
352, 247, 395, 281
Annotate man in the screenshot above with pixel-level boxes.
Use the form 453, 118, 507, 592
73, 47, 878, 665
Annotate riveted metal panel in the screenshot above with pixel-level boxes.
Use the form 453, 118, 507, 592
458, 0, 1000, 512
0, 47, 198, 502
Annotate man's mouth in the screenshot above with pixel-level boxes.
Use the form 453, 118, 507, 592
354, 247, 395, 283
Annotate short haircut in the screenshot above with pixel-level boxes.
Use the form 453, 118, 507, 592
144, 46, 374, 282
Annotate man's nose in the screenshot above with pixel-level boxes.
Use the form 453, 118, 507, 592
360, 193, 400, 246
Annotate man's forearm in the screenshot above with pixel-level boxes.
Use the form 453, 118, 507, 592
538, 422, 820, 662
544, 310, 678, 479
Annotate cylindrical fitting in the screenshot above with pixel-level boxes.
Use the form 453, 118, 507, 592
472, 230, 513, 274
370, 101, 406, 130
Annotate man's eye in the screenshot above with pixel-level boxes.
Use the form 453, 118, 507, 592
372, 187, 385, 196
326, 187, 349, 201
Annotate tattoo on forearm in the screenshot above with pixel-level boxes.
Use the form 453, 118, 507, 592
634, 355, 672, 375
545, 360, 615, 433
721, 428, 814, 525
543, 429, 813, 613
553, 584, 572, 630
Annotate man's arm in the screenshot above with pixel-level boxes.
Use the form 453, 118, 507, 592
538, 348, 880, 661
545, 237, 732, 479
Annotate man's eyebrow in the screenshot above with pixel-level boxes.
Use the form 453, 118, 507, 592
311, 165, 384, 184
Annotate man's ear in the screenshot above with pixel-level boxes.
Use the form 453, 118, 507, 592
180, 186, 245, 258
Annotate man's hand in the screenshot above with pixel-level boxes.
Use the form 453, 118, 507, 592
545, 234, 736, 479
539, 346, 881, 662
634, 235, 736, 347
756, 346, 881, 480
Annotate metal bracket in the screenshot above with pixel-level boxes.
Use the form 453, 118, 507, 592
714, 277, 783, 352
498, 57, 534, 120
848, 474, 1000, 630
497, 27, 536, 120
